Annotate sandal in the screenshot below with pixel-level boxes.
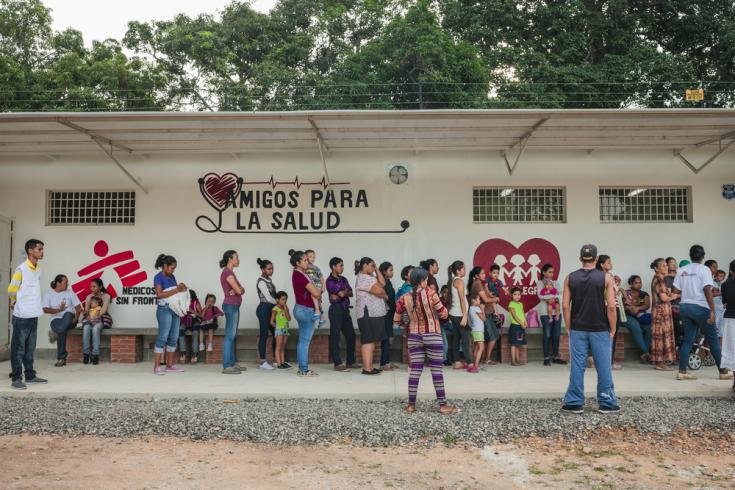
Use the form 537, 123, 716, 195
438, 404, 460, 415
485, 359, 497, 365
179, 354, 186, 363
654, 364, 672, 371
405, 404, 415, 414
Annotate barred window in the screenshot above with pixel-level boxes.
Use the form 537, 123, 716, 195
473, 187, 566, 223
46, 191, 136, 225
599, 187, 691, 223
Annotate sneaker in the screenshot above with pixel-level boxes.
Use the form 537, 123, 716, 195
233, 363, 247, 372
677, 372, 697, 381
334, 364, 349, 372
48, 330, 57, 344
154, 366, 166, 375
346, 363, 361, 370
277, 363, 292, 370
297, 370, 319, 377
11, 379, 26, 390
25, 376, 47, 384
467, 366, 479, 373
552, 358, 567, 365
207, 343, 213, 352
54, 359, 66, 367
222, 367, 241, 375
598, 405, 621, 414
543, 359, 551, 367
719, 371, 734, 380
83, 354, 90, 365
92, 355, 99, 365
165, 364, 185, 373
560, 404, 584, 414
259, 361, 275, 371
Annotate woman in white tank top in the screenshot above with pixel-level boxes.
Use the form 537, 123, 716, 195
445, 261, 471, 369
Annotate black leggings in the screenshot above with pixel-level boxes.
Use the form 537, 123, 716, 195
450, 315, 471, 362
256, 302, 276, 361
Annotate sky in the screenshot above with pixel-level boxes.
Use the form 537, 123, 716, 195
43, 0, 279, 46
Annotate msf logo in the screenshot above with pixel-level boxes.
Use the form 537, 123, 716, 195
72, 240, 148, 302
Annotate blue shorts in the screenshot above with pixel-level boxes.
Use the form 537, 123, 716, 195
508, 324, 527, 346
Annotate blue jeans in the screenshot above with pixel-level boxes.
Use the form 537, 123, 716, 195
563, 330, 618, 408
294, 304, 316, 372
222, 303, 240, 369
441, 321, 454, 361
540, 314, 562, 359
155, 306, 180, 354
50, 312, 76, 360
256, 302, 275, 362
83, 321, 103, 355
678, 303, 722, 372
178, 328, 200, 354
624, 315, 651, 354
10, 316, 38, 382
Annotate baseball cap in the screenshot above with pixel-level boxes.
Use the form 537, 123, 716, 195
580, 244, 597, 261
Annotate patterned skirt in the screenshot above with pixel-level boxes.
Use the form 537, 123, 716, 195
650, 303, 676, 364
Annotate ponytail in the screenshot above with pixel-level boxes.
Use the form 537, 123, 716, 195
257, 257, 272, 270
155, 254, 177, 269
50, 274, 67, 289
289, 249, 306, 268
650, 258, 665, 271
409, 267, 429, 316
444, 260, 465, 310
219, 250, 237, 268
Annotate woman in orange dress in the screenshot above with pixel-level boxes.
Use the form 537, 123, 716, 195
650, 258, 679, 370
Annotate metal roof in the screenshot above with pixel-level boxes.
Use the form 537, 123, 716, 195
1, 109, 734, 156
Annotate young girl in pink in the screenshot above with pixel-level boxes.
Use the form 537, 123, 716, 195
539, 281, 560, 320
198, 294, 224, 352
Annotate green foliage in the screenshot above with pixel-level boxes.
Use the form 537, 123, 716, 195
1, 0, 733, 111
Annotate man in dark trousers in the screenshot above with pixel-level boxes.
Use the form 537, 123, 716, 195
561, 244, 620, 414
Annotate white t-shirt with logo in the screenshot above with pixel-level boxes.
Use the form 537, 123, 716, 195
673, 263, 714, 309
43, 289, 81, 320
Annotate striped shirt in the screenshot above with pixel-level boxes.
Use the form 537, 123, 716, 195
393, 287, 448, 335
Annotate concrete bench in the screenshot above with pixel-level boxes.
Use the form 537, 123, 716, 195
66, 327, 404, 365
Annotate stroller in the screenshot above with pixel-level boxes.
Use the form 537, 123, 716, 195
687, 333, 716, 370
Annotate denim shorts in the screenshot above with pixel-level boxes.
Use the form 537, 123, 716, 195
508, 324, 527, 346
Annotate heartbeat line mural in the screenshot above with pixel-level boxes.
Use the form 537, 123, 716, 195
195, 172, 410, 234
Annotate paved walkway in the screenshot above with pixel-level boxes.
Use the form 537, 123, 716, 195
0, 359, 731, 399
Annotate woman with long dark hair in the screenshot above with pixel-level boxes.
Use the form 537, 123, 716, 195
220, 250, 244, 374
355, 257, 388, 375
326, 257, 357, 371
379, 261, 398, 371
153, 254, 187, 374
255, 258, 278, 370
446, 261, 470, 370
537, 263, 565, 366
82, 278, 113, 365
43, 274, 82, 367
650, 258, 678, 371
419, 259, 439, 292
467, 266, 500, 365
394, 268, 459, 414
596, 255, 628, 369
290, 249, 322, 376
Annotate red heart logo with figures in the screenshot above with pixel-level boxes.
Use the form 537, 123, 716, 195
200, 173, 242, 211
473, 238, 561, 312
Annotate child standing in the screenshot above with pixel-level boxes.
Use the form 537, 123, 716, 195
198, 294, 223, 352
507, 287, 527, 366
82, 296, 104, 365
270, 291, 292, 370
179, 290, 203, 364
305, 249, 327, 326
468, 294, 485, 373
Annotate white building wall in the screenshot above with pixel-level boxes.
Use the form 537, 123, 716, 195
1, 148, 733, 349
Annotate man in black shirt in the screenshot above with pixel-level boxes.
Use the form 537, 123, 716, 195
720, 260, 735, 392
561, 244, 620, 414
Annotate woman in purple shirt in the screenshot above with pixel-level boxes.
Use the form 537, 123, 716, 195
326, 257, 357, 371
220, 250, 244, 374
290, 249, 322, 376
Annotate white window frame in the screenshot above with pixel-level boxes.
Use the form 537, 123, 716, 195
598, 186, 692, 224
473, 186, 567, 224
46, 190, 136, 226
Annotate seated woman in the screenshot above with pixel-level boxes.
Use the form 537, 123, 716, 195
624, 275, 652, 362
81, 278, 113, 364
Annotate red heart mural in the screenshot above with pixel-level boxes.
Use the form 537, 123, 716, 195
201, 172, 242, 211
473, 238, 560, 312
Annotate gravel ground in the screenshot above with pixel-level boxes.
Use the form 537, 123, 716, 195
1, 396, 733, 446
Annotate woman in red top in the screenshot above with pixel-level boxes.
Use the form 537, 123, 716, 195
394, 268, 459, 415
290, 249, 323, 377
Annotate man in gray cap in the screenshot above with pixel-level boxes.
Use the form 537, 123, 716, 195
561, 244, 620, 414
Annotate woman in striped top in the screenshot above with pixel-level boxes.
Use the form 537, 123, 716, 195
394, 267, 460, 415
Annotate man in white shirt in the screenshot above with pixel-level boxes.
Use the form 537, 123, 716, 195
7, 239, 48, 390
673, 244, 733, 381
